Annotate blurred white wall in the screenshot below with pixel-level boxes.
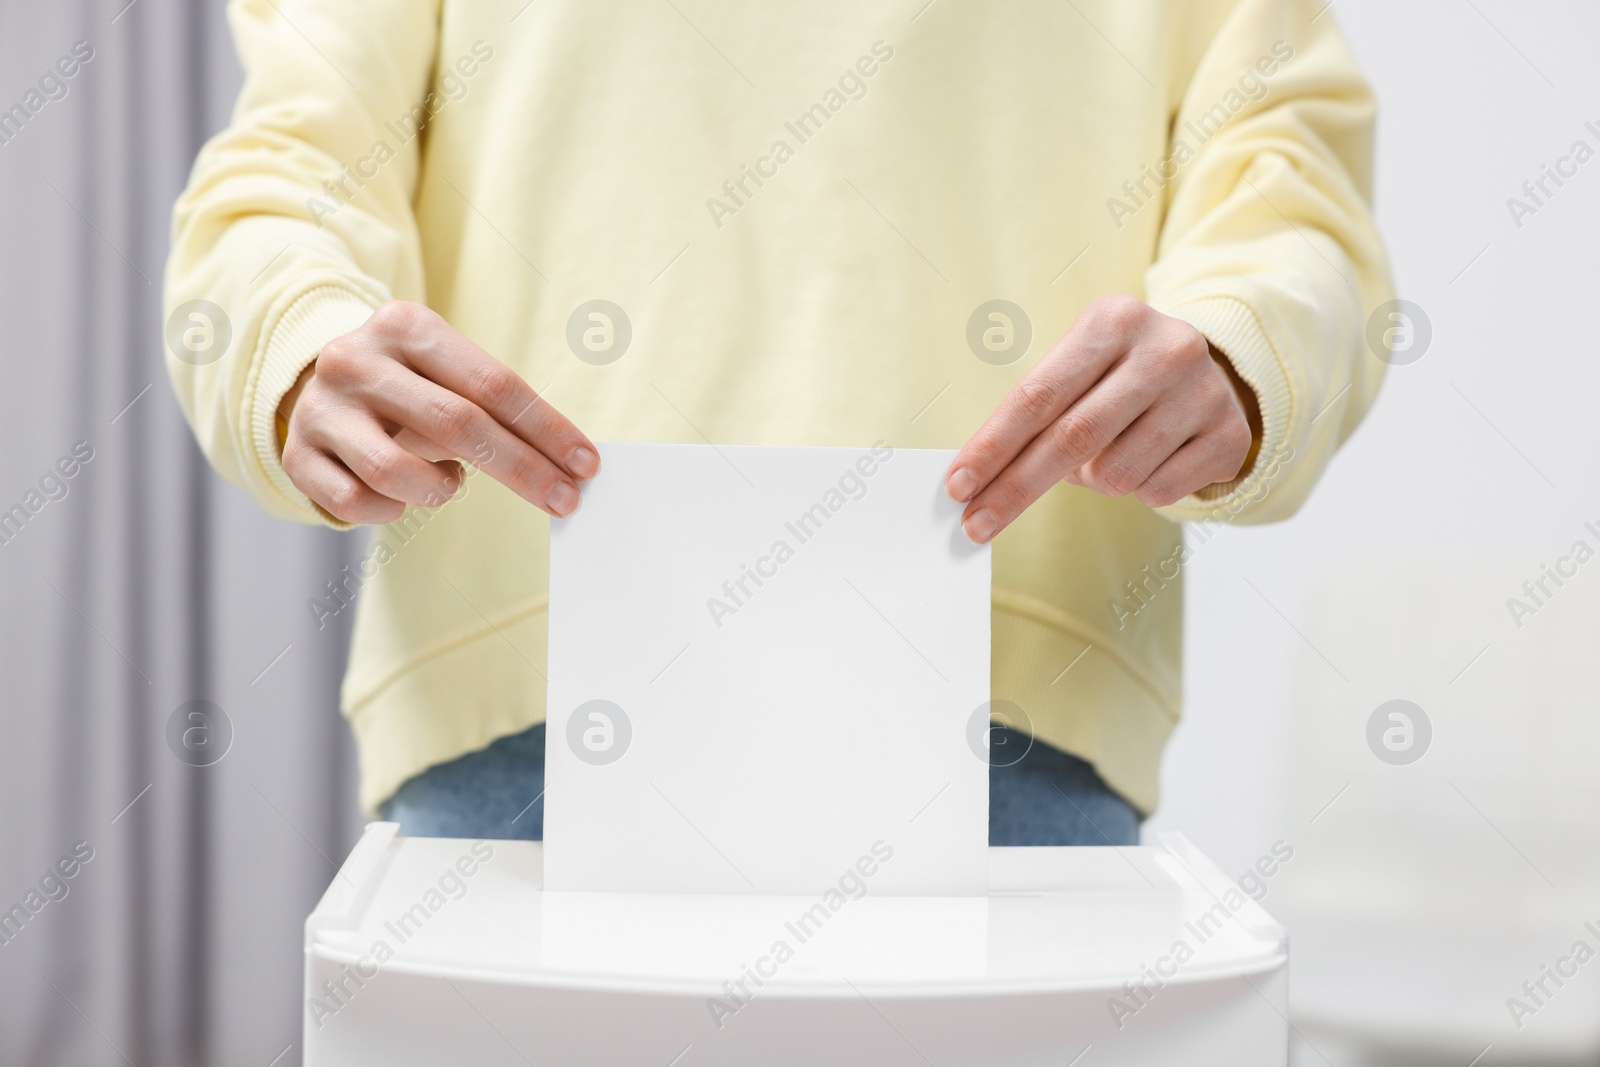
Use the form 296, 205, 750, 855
1147, 0, 1600, 1060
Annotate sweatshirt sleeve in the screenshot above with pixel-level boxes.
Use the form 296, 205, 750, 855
1145, 0, 1393, 525
163, 0, 440, 526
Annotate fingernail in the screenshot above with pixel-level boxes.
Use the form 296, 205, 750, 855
947, 467, 978, 502
569, 446, 599, 480
962, 508, 998, 544
548, 482, 580, 517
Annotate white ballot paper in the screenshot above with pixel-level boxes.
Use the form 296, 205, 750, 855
545, 442, 990, 896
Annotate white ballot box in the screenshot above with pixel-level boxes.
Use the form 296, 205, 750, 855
304, 824, 1289, 1066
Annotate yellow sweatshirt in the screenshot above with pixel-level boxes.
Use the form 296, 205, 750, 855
165, 0, 1389, 815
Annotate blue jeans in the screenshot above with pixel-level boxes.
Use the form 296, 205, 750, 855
380, 724, 1139, 846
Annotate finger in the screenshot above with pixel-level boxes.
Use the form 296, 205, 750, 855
327, 324, 587, 515
1074, 401, 1200, 500
957, 368, 1160, 543
370, 304, 599, 480
282, 434, 406, 525
362, 369, 582, 518
1133, 431, 1252, 509
303, 413, 466, 508
945, 297, 1141, 503
390, 426, 459, 463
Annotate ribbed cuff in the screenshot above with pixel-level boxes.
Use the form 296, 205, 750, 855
1153, 296, 1293, 522
250, 286, 376, 529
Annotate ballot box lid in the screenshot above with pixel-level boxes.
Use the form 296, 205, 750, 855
305, 824, 1286, 998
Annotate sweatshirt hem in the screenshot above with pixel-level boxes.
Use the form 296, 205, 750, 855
344, 594, 549, 720
346, 592, 1180, 816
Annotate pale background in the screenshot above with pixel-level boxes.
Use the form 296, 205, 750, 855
1146, 1, 1600, 1062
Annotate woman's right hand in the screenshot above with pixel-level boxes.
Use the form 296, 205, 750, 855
278, 300, 598, 525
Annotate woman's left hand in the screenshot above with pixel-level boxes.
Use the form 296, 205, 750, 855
945, 294, 1259, 544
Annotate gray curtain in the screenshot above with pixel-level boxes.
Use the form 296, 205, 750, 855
0, 2, 365, 1064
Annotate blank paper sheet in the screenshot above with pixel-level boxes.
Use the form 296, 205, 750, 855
544, 443, 989, 896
